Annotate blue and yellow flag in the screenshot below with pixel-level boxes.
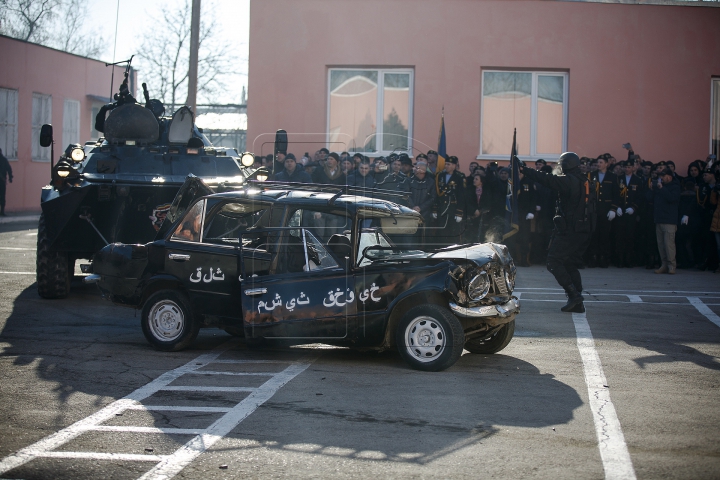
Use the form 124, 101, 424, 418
436, 110, 447, 195
503, 128, 520, 240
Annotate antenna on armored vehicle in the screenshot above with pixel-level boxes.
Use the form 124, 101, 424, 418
105, 55, 134, 104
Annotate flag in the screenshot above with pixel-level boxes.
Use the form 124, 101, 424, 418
436, 109, 447, 195
503, 128, 520, 240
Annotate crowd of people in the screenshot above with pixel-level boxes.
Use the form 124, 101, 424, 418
262, 146, 720, 274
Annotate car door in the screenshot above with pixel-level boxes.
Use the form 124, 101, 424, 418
241, 226, 356, 340
163, 198, 240, 319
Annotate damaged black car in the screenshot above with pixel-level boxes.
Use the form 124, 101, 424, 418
88, 177, 520, 371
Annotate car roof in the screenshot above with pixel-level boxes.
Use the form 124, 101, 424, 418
207, 187, 418, 216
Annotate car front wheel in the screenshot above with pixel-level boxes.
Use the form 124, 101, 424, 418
141, 290, 199, 351
464, 320, 515, 354
395, 304, 465, 372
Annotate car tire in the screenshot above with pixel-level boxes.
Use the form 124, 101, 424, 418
395, 304, 465, 372
141, 290, 199, 351
464, 320, 515, 354
36, 213, 71, 299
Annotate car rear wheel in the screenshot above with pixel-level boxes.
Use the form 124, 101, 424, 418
395, 305, 465, 372
141, 290, 199, 351
464, 320, 515, 354
36, 213, 71, 299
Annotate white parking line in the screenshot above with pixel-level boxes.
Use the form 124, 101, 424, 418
0, 271, 35, 275
688, 297, 720, 329
572, 312, 636, 480
0, 340, 318, 479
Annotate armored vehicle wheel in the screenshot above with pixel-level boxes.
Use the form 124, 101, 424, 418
36, 214, 71, 299
141, 290, 199, 351
464, 320, 515, 354
395, 305, 465, 372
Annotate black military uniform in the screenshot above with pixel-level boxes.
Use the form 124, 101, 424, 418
432, 156, 466, 248
614, 161, 644, 267
521, 152, 593, 313
515, 174, 537, 266
0, 149, 13, 216
589, 164, 620, 267
409, 170, 437, 247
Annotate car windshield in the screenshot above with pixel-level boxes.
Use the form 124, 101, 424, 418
357, 227, 425, 266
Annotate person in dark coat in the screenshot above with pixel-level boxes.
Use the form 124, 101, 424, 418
0, 148, 12, 216
346, 161, 375, 190
647, 167, 681, 274
409, 159, 436, 247
515, 170, 537, 266
521, 152, 593, 313
614, 160, 644, 267
273, 154, 312, 183
431, 155, 466, 248
677, 180, 703, 269
312, 152, 346, 186
464, 173, 490, 244
589, 155, 620, 268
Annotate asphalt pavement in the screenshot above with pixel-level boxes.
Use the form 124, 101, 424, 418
0, 220, 719, 479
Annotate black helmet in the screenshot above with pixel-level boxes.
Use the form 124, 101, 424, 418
558, 152, 581, 172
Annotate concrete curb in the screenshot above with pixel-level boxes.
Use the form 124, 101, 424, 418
0, 214, 40, 225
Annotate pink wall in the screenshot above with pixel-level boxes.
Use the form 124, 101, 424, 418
247, 0, 720, 172
0, 36, 128, 212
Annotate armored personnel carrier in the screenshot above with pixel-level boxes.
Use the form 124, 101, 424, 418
36, 67, 258, 299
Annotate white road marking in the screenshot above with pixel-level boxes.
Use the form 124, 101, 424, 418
37, 451, 165, 462
572, 312, 636, 480
138, 360, 316, 480
626, 296, 642, 303
688, 297, 720, 329
0, 246, 35, 251
127, 405, 232, 413
517, 287, 720, 295
159, 386, 256, 393
189, 370, 275, 376
0, 339, 317, 480
0, 271, 35, 275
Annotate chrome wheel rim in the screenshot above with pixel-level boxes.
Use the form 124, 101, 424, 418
404, 316, 446, 363
148, 299, 184, 341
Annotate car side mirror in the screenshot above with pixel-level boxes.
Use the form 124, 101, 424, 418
40, 124, 53, 147
274, 129, 288, 155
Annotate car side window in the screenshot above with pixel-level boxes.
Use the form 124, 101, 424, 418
171, 199, 205, 243
203, 201, 269, 246
287, 208, 350, 243
276, 229, 339, 274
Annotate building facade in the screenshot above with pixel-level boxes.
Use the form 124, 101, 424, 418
247, 0, 720, 172
0, 35, 130, 212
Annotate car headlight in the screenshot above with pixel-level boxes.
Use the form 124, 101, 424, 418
240, 152, 255, 167
468, 272, 490, 300
70, 147, 85, 163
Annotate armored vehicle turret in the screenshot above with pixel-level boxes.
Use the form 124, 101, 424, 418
37, 66, 262, 299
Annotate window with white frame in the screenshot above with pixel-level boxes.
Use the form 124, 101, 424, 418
63, 99, 80, 147
328, 68, 413, 154
712, 78, 720, 159
32, 93, 52, 161
480, 71, 568, 160
0, 88, 18, 160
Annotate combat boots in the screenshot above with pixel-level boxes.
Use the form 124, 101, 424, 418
561, 285, 585, 313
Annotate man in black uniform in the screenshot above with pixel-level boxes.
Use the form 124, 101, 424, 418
521, 152, 593, 313
409, 159, 437, 247
0, 148, 14, 216
615, 159, 644, 267
432, 156, 466, 248
589, 155, 620, 268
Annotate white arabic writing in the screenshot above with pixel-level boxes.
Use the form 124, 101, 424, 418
359, 283, 381, 304
190, 267, 226, 283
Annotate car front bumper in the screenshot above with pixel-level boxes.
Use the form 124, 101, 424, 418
449, 296, 520, 323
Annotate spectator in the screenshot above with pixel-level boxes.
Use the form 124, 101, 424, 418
464, 173, 490, 244
535, 159, 547, 171
647, 167, 681, 274
426, 150, 439, 174
432, 156, 466, 247
515, 168, 537, 266
677, 180, 703, 269
340, 158, 354, 176
274, 153, 312, 183
347, 160, 375, 190
698, 168, 719, 270
0, 148, 12, 216
409, 160, 436, 246
312, 152, 346, 186
469, 162, 479, 176
399, 154, 414, 177
711, 178, 720, 273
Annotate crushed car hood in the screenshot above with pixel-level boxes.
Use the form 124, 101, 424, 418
430, 242, 513, 267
